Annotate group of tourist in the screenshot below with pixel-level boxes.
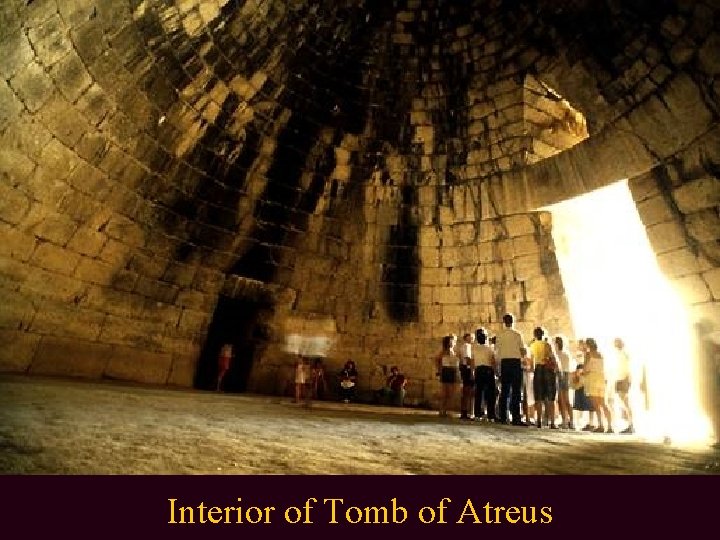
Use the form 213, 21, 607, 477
435, 313, 638, 433
292, 358, 407, 407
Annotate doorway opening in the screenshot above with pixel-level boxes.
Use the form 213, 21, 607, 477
194, 295, 271, 393
544, 180, 712, 444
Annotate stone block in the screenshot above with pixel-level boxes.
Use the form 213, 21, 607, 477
420, 304, 442, 323
31, 241, 80, 275
513, 234, 540, 257
0, 30, 34, 79
434, 286, 463, 305
0, 329, 40, 372
22, 267, 86, 303
98, 238, 131, 265
39, 95, 91, 148
685, 209, 720, 243
67, 227, 107, 257
657, 248, 701, 278
30, 302, 105, 340
0, 80, 23, 131
671, 274, 711, 304
74, 257, 115, 285
178, 308, 209, 332
27, 14, 73, 67
30, 335, 111, 378
9, 61, 54, 112
49, 52, 93, 103
636, 195, 674, 227
702, 267, 720, 301
513, 254, 543, 280
628, 171, 659, 202
440, 246, 461, 267
477, 241, 495, 263
167, 354, 197, 387
0, 222, 37, 262
672, 177, 720, 214
422, 266, 448, 286
104, 346, 172, 385
503, 214, 535, 237
98, 316, 165, 350
419, 246, 440, 267
689, 301, 720, 326
0, 288, 37, 330
698, 32, 720, 76
646, 221, 687, 254
419, 226, 440, 247
0, 182, 32, 225
442, 304, 466, 324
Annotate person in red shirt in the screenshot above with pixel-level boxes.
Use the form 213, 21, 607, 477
217, 344, 233, 391
386, 366, 407, 407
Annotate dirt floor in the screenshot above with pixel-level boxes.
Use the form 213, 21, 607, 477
1, 375, 718, 474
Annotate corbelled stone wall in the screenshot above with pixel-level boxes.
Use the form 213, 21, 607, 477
0, 1, 718, 405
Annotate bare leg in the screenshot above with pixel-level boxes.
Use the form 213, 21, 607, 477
547, 401, 556, 427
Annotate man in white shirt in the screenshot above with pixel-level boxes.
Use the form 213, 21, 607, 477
473, 328, 497, 421
495, 313, 526, 425
613, 338, 634, 434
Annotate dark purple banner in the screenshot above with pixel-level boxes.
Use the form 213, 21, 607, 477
0, 476, 714, 539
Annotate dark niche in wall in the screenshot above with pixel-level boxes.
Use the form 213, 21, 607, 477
383, 185, 420, 323
194, 294, 273, 392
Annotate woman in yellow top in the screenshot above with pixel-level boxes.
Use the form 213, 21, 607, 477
583, 338, 613, 433
529, 327, 558, 429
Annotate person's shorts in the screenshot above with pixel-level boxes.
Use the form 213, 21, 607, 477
615, 378, 630, 394
533, 365, 557, 401
558, 371, 569, 392
441, 367, 457, 384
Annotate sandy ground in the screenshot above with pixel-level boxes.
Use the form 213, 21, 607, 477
0, 375, 718, 474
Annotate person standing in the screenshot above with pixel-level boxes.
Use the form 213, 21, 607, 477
529, 327, 558, 429
339, 360, 358, 403
554, 336, 574, 430
584, 338, 613, 433
495, 314, 526, 426
459, 333, 476, 420
294, 355, 311, 406
217, 343, 233, 391
613, 338, 635, 434
473, 328, 497, 422
435, 335, 460, 417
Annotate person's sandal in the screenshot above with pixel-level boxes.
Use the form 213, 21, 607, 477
593, 426, 605, 433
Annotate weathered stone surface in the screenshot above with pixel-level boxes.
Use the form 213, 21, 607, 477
9, 61, 54, 113
0, 330, 40, 372
636, 195, 675, 227
167, 354, 197, 387
30, 242, 80, 275
0, 0, 717, 397
702, 268, 720, 301
671, 274, 711, 304
30, 336, 111, 378
672, 177, 720, 214
104, 347, 173, 385
657, 248, 701, 278
646, 221, 687, 253
30, 304, 105, 340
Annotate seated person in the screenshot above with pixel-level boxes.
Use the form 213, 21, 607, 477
378, 366, 407, 406
339, 360, 358, 403
388, 366, 407, 406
